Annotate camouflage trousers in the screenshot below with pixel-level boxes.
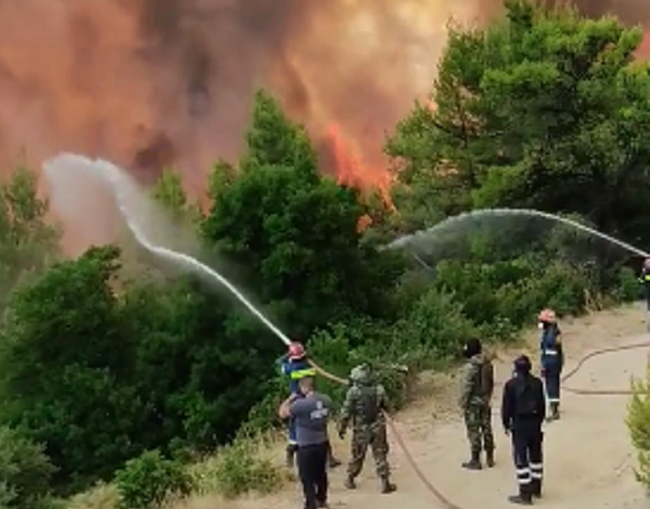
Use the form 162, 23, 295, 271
464, 403, 494, 454
347, 422, 390, 479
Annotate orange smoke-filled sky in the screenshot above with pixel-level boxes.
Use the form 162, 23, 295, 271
0, 0, 648, 199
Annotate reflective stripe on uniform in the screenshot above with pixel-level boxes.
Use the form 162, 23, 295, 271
543, 350, 558, 356
645, 275, 650, 281
290, 368, 317, 380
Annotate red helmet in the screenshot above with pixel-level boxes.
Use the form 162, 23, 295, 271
288, 342, 306, 360
538, 308, 556, 323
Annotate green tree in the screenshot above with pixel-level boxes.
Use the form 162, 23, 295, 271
387, 0, 650, 244
203, 89, 404, 335
0, 246, 138, 491
0, 165, 60, 310
0, 426, 56, 509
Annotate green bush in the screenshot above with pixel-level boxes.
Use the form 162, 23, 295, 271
627, 364, 650, 490
0, 426, 56, 509
616, 267, 642, 303
114, 450, 193, 509
207, 438, 286, 498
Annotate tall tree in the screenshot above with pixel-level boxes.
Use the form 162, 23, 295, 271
387, 0, 650, 244
203, 89, 404, 336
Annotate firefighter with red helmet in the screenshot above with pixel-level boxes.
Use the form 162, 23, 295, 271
278, 341, 341, 469
538, 309, 564, 421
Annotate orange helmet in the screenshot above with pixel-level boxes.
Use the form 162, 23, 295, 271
538, 308, 556, 323
288, 342, 306, 360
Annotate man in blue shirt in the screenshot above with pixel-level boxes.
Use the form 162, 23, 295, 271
279, 374, 332, 509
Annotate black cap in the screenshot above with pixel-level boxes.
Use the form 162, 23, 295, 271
463, 338, 482, 358
514, 355, 532, 373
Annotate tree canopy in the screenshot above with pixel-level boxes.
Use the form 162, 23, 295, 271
0, 0, 647, 504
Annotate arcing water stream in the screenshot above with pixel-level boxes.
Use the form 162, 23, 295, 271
388, 207, 650, 262
43, 153, 293, 347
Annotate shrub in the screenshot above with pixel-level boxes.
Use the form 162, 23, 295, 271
196, 437, 287, 499
627, 364, 650, 491
400, 288, 477, 361
0, 426, 56, 509
114, 450, 193, 509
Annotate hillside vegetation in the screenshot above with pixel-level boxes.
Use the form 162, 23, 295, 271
0, 1, 648, 508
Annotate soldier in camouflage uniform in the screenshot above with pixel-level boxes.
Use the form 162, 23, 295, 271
459, 338, 495, 470
337, 363, 397, 494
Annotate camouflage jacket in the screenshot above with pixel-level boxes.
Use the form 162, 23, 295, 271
338, 364, 387, 434
459, 353, 494, 410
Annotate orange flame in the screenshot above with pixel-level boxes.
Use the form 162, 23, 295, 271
326, 123, 396, 212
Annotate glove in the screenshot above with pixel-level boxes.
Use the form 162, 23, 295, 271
540, 367, 547, 377
504, 427, 511, 436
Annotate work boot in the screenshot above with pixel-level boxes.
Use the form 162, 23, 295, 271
380, 477, 397, 494
507, 484, 533, 505
462, 450, 482, 470
344, 476, 356, 490
547, 402, 560, 421
531, 479, 542, 498
326, 443, 341, 469
285, 444, 297, 468
327, 453, 341, 469
485, 449, 495, 468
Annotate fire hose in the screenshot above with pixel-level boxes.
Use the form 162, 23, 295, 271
308, 338, 650, 509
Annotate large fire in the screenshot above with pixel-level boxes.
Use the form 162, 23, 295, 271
0, 0, 647, 249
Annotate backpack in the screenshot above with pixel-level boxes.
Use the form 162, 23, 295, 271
480, 358, 495, 399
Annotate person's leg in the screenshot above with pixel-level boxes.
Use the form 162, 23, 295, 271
326, 439, 341, 468
314, 442, 329, 507
480, 403, 495, 467
345, 428, 369, 489
462, 406, 482, 469
369, 423, 396, 493
545, 367, 560, 420
529, 430, 544, 498
508, 431, 533, 504
286, 417, 298, 467
296, 445, 318, 509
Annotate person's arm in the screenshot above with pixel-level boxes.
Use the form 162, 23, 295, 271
377, 384, 388, 411
484, 360, 495, 402
501, 380, 513, 433
337, 388, 356, 438
535, 379, 546, 422
458, 363, 474, 410
278, 393, 301, 419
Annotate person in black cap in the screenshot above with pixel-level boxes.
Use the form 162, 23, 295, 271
501, 355, 546, 505
459, 338, 495, 469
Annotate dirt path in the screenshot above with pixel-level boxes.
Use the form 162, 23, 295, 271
189, 305, 650, 509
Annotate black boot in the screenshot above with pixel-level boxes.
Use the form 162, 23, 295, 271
462, 450, 482, 470
531, 478, 542, 498
380, 476, 397, 494
344, 475, 356, 489
485, 449, 495, 468
327, 447, 341, 469
285, 444, 297, 467
508, 484, 533, 505
546, 402, 560, 421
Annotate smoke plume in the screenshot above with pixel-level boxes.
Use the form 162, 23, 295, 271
0, 0, 648, 253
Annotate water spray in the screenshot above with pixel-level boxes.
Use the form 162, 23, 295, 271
43, 153, 293, 347
388, 207, 650, 266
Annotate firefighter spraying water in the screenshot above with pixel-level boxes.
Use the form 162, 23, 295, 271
278, 341, 341, 469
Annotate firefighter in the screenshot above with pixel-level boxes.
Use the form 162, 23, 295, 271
639, 258, 650, 317
502, 355, 546, 505
278, 341, 341, 469
538, 309, 564, 421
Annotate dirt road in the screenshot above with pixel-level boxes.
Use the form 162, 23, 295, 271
189, 305, 650, 509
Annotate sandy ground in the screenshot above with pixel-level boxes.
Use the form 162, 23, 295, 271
185, 305, 650, 509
